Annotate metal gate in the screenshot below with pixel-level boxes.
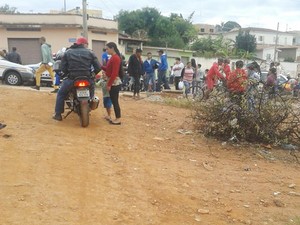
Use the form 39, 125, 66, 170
7, 38, 41, 64
92, 40, 106, 65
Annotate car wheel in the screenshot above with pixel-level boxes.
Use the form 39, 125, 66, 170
5, 71, 22, 86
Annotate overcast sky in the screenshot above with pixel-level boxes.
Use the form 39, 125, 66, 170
1, 0, 300, 31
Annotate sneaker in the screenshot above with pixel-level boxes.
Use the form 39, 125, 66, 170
31, 86, 40, 91
0, 123, 6, 130
51, 89, 59, 93
52, 113, 62, 121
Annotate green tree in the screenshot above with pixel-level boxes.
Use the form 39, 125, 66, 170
191, 36, 214, 54
235, 30, 257, 53
191, 35, 235, 57
215, 21, 241, 32
115, 8, 197, 48
0, 4, 18, 13
170, 13, 198, 45
149, 16, 185, 49
116, 9, 146, 35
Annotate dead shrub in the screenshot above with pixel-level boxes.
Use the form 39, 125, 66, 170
193, 88, 300, 145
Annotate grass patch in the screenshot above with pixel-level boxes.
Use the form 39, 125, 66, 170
163, 97, 194, 109
287, 217, 300, 225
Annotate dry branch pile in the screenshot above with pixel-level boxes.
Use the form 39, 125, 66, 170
193, 88, 300, 145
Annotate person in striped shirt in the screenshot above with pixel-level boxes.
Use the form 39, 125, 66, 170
182, 61, 194, 96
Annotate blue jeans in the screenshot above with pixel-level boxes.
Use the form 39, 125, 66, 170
54, 71, 61, 86
183, 81, 191, 95
55, 78, 95, 114
145, 72, 156, 91
157, 70, 170, 91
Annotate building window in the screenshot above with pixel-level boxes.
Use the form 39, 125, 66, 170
200, 28, 205, 33
209, 29, 214, 33
258, 36, 264, 42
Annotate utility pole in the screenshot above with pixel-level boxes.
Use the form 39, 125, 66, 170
82, 0, 88, 39
63, 0, 66, 12
273, 22, 279, 63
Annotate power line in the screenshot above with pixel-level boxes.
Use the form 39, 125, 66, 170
91, 0, 116, 19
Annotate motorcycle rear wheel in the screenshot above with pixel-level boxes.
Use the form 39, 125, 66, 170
79, 100, 89, 127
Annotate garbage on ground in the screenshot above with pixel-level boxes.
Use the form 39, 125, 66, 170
281, 144, 299, 150
177, 129, 193, 135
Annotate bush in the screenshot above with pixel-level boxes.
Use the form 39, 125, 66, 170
193, 88, 300, 145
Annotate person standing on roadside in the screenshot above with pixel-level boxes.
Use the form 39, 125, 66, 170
265, 67, 278, 95
195, 64, 205, 87
102, 48, 109, 66
96, 73, 113, 122
172, 57, 184, 90
143, 52, 159, 92
32, 37, 56, 91
2, 50, 8, 59
0, 50, 7, 59
156, 49, 170, 91
182, 61, 194, 97
101, 42, 123, 125
128, 48, 144, 99
7, 47, 22, 64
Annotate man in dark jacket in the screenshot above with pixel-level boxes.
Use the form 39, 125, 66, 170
7, 47, 22, 64
53, 37, 101, 121
127, 48, 144, 99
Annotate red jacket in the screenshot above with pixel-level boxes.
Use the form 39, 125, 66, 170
206, 62, 224, 90
227, 68, 247, 93
101, 54, 121, 88
223, 64, 231, 79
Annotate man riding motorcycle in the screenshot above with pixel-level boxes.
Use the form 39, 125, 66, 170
53, 37, 101, 121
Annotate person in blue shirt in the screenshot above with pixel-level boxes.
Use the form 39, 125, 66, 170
157, 49, 170, 91
102, 48, 109, 66
143, 52, 159, 92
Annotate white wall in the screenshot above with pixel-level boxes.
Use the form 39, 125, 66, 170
192, 57, 300, 77
223, 30, 294, 46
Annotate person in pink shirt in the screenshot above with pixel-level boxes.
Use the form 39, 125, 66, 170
182, 61, 194, 97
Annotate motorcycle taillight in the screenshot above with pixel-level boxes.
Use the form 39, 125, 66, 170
74, 80, 90, 87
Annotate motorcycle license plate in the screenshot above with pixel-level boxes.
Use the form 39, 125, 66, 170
77, 89, 90, 98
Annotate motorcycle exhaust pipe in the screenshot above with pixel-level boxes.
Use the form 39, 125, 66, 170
89, 96, 99, 110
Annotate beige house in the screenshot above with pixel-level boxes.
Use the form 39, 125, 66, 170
0, 13, 118, 64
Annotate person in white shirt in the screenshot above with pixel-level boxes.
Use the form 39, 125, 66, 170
172, 57, 184, 90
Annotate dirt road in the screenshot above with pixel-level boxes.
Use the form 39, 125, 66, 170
0, 85, 299, 225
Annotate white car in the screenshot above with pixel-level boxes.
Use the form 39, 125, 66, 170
0, 56, 35, 85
